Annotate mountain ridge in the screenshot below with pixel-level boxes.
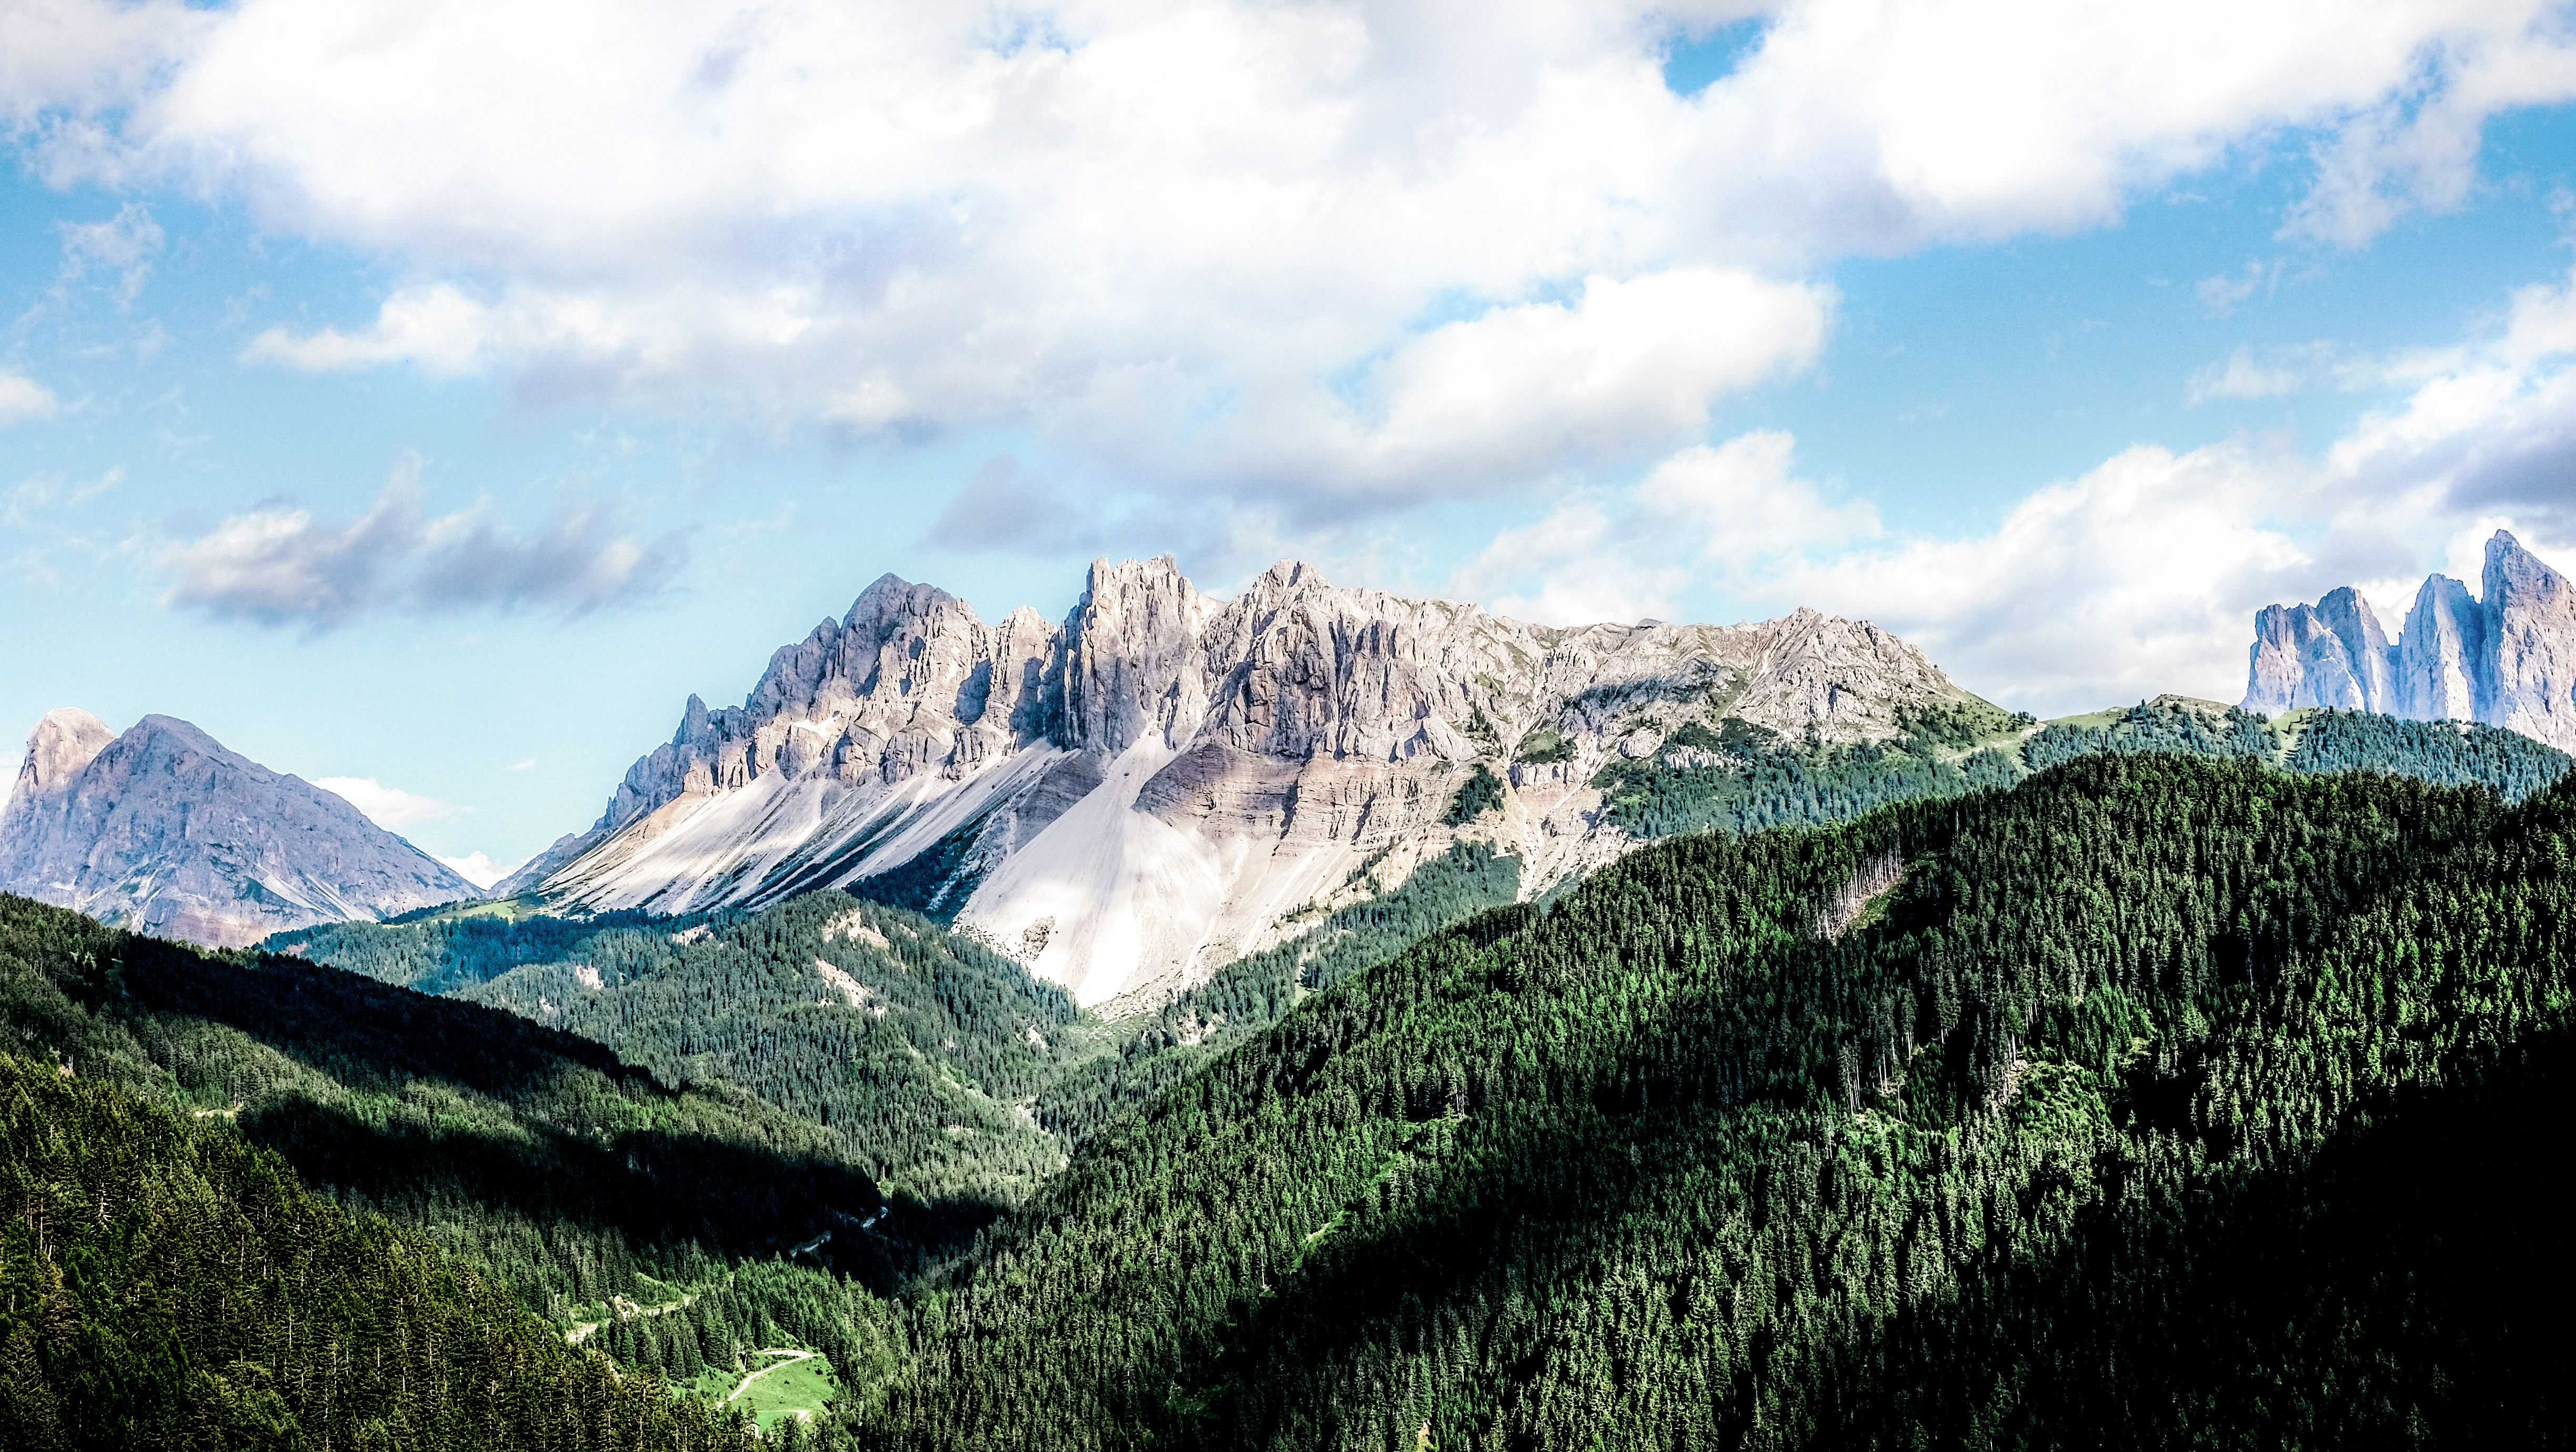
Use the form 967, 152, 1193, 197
500, 555, 1994, 1006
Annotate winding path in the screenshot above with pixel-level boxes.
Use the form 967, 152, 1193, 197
725, 1348, 818, 1406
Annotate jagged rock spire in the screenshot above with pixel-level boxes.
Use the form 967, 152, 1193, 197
2243, 530, 2576, 751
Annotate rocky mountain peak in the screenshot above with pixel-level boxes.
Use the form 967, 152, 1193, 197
0, 710, 474, 947
1061, 553, 1217, 753
509, 553, 1998, 1004
9, 707, 113, 806
2244, 530, 2576, 751
2480, 529, 2576, 748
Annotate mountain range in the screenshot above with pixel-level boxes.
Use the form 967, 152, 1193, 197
2243, 529, 2576, 750
9, 535, 2575, 991
9, 540, 2576, 1448
489, 556, 1990, 1006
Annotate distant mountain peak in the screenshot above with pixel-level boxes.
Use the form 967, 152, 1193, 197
2243, 529, 2576, 750
11, 707, 113, 804
0, 711, 476, 946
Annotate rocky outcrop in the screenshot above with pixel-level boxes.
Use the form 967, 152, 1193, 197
2397, 573, 2485, 721
2482, 531, 2576, 750
517, 556, 1996, 1005
2244, 587, 2397, 714
2242, 530, 2576, 752
0, 712, 476, 947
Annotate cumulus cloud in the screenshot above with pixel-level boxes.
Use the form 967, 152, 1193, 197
1785, 441, 2319, 710
12, 0, 2570, 517
314, 775, 455, 828
1307, 269, 1830, 496
155, 459, 687, 629
1454, 429, 1878, 623
0, 371, 59, 425
435, 850, 518, 889
1462, 250, 2576, 713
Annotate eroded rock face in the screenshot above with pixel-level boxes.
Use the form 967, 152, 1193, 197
0, 712, 475, 947
514, 555, 1993, 1005
2482, 531, 2576, 750
2398, 574, 2486, 721
2242, 531, 2576, 752
2244, 588, 2397, 714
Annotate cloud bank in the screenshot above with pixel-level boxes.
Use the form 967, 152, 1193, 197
14, 0, 2573, 524
1464, 254, 2576, 713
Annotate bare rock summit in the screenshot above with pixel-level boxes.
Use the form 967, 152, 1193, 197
2242, 530, 2576, 751
506, 556, 1994, 1007
1, 711, 477, 946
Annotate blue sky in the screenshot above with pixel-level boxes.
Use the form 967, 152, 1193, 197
6, 0, 2576, 881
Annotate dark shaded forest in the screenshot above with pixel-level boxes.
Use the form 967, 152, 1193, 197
838, 754, 2572, 1449
0, 1051, 762, 1451
0, 894, 900, 1374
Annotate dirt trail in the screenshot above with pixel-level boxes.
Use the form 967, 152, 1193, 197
725, 1348, 817, 1405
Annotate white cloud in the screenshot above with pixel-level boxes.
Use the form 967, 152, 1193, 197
0, 371, 59, 425
2286, 14, 2576, 247
3, 465, 118, 527
241, 283, 488, 375
57, 202, 163, 306
10, 0, 2570, 517
506, 757, 537, 771
435, 851, 519, 889
1455, 428, 1878, 623
2196, 259, 2274, 317
2187, 349, 2303, 404
1461, 251, 2576, 714
1780, 440, 2318, 710
315, 775, 456, 829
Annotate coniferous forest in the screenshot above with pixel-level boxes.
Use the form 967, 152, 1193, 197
7, 717, 2573, 1447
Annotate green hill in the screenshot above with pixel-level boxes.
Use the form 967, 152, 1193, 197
0, 893, 895, 1359
0, 1050, 761, 1451
831, 754, 2572, 1448
1596, 698, 2572, 840
271, 892, 1100, 1217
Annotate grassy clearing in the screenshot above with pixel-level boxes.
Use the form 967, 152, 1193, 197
730, 1352, 840, 1433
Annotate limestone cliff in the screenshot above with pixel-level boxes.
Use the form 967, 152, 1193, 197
2242, 530, 2576, 752
511, 556, 1994, 1007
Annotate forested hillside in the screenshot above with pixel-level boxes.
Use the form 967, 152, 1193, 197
0, 894, 891, 1329
227, 709, 2576, 1447
832, 754, 2571, 1448
281, 706, 2569, 1199
274, 893, 1095, 1212
0, 1051, 760, 1451
1596, 697, 2570, 839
